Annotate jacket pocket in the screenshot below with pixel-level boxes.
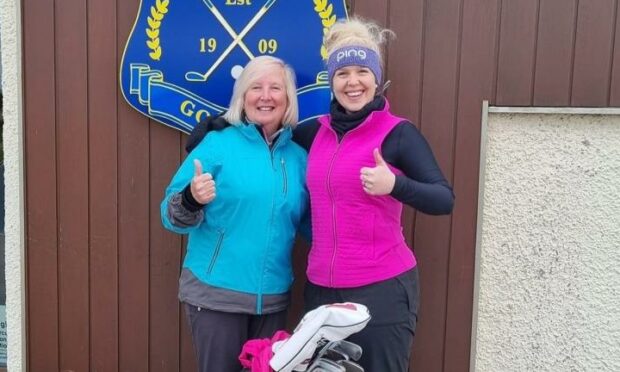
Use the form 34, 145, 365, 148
280, 157, 288, 196
395, 268, 420, 331
207, 229, 225, 274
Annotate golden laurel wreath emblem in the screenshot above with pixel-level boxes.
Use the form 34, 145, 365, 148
146, 0, 170, 61
313, 0, 336, 60
145, 0, 337, 62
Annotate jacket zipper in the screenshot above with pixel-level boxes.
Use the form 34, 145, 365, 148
281, 157, 288, 195
325, 121, 369, 287
259, 132, 283, 313
327, 145, 340, 287
207, 230, 225, 274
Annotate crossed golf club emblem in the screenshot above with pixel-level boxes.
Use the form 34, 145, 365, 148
185, 0, 277, 82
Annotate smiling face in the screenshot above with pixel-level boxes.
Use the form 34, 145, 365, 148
243, 67, 288, 137
332, 65, 377, 113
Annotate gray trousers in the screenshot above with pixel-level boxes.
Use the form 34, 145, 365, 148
304, 267, 420, 372
184, 304, 287, 372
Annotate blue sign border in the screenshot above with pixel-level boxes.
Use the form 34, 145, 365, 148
120, 0, 348, 133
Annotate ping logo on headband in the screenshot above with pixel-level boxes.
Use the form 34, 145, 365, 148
327, 45, 382, 85
336, 48, 368, 62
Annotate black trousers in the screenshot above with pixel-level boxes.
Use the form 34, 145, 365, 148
304, 268, 420, 372
184, 304, 287, 372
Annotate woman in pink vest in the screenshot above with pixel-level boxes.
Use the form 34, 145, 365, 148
293, 17, 455, 371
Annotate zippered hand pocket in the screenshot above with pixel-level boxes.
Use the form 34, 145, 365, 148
281, 157, 288, 195
207, 229, 225, 274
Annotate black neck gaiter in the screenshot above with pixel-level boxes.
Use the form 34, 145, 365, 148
329, 95, 386, 140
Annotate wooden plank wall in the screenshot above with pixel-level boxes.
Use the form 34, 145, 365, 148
21, 0, 620, 370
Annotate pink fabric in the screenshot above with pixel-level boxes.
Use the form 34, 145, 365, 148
239, 330, 290, 372
306, 99, 416, 288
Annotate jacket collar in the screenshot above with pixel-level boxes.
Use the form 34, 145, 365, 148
234, 122, 292, 147
318, 96, 391, 134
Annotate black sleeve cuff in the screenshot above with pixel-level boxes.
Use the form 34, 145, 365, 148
181, 184, 206, 212
389, 175, 411, 201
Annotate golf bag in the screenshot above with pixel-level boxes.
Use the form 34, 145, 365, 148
269, 302, 371, 372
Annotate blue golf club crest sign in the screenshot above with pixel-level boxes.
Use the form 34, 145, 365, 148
120, 0, 348, 133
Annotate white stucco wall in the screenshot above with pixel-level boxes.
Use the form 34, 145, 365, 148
472, 107, 620, 372
0, 0, 25, 370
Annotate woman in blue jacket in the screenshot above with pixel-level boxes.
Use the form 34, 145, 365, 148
161, 56, 309, 372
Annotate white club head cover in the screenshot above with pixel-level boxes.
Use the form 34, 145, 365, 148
269, 303, 371, 372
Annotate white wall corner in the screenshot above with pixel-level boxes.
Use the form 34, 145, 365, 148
470, 100, 489, 372
1, 0, 26, 370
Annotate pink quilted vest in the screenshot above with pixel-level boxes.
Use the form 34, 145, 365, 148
306, 102, 416, 288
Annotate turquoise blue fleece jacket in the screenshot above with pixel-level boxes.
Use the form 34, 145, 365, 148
161, 123, 309, 311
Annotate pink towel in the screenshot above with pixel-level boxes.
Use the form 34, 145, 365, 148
239, 330, 290, 372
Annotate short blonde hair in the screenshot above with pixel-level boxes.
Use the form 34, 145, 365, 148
224, 56, 299, 127
324, 17, 395, 71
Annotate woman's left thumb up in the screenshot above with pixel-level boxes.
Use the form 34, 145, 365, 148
373, 148, 386, 166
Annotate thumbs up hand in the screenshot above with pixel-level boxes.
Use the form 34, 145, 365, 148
360, 148, 396, 196
191, 159, 216, 204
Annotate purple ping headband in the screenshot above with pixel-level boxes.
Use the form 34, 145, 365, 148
327, 46, 382, 85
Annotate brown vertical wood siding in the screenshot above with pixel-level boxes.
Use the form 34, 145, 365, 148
533, 0, 577, 106
610, 3, 620, 105
56, 0, 90, 370
572, 0, 617, 106
446, 1, 499, 369
88, 0, 119, 369
21, 0, 620, 370
496, 0, 539, 105
23, 0, 59, 368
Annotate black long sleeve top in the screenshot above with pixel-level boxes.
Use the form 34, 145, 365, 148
293, 97, 454, 215
185, 97, 455, 215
